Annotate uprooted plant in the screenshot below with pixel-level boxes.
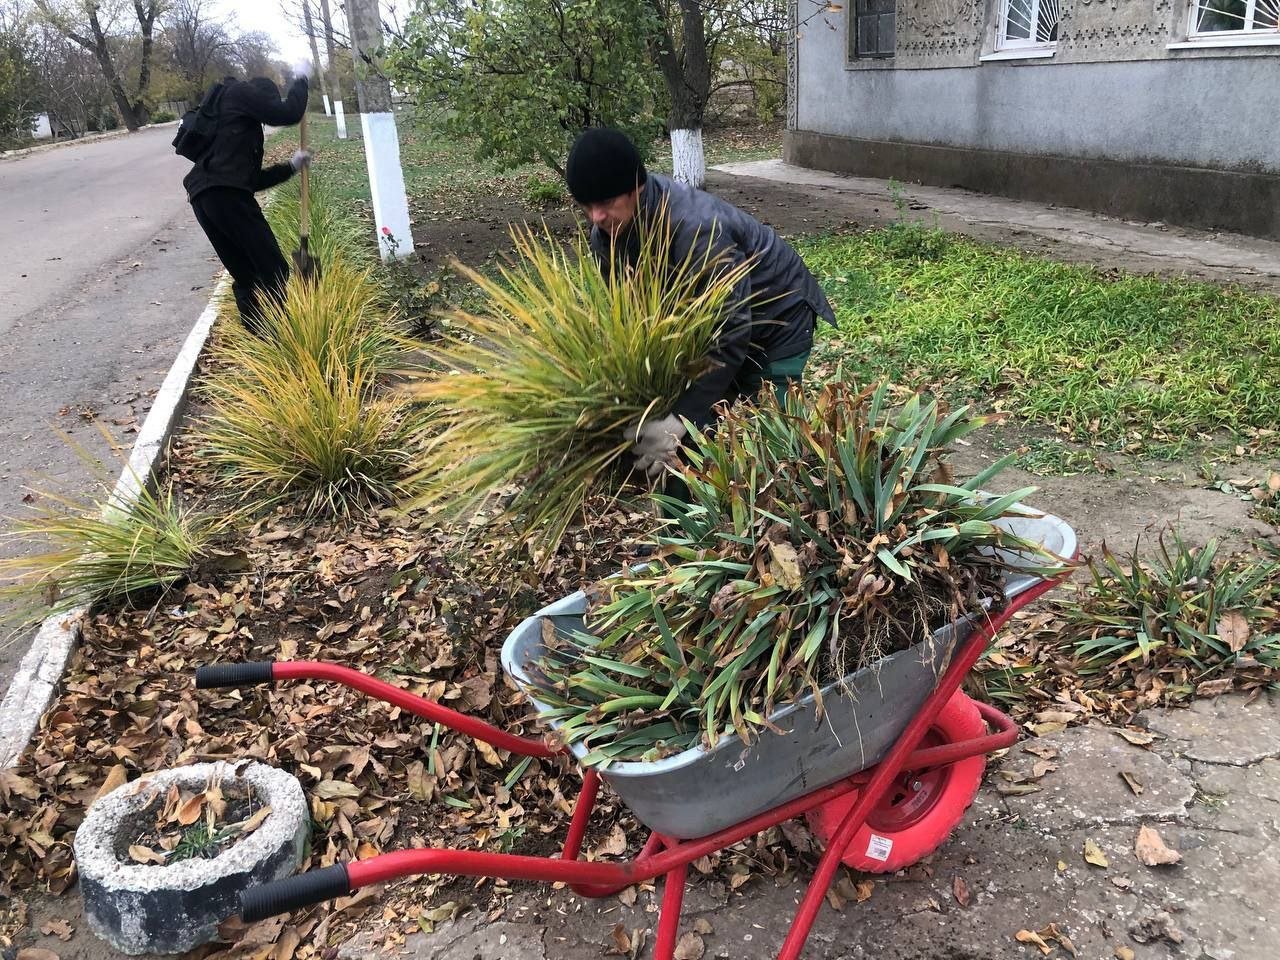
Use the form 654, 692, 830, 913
407, 206, 753, 551
525, 382, 1055, 765
1052, 531, 1280, 700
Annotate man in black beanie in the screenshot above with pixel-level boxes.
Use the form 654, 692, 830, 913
184, 65, 311, 335
565, 127, 834, 477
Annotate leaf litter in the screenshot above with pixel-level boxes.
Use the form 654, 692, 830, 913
0, 434, 823, 956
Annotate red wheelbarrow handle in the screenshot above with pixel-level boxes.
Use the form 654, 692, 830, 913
195, 660, 560, 758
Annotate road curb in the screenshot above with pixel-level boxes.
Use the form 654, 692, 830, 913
0, 274, 229, 770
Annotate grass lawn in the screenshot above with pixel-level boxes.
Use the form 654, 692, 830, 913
280, 110, 782, 220
799, 226, 1280, 457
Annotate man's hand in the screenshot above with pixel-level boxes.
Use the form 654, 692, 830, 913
290, 149, 312, 172
291, 59, 313, 82
627, 413, 686, 478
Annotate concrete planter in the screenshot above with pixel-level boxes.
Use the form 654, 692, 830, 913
75, 761, 308, 955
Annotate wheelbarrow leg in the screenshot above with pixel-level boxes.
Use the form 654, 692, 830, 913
653, 837, 688, 960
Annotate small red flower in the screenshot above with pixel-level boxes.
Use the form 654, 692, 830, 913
381, 226, 391, 236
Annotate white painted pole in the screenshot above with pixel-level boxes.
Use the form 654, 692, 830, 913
322, 94, 332, 116
349, 0, 414, 261
333, 100, 348, 140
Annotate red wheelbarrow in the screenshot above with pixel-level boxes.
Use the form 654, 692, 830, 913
195, 512, 1075, 959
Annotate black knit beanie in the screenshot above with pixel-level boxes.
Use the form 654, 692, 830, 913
565, 128, 647, 204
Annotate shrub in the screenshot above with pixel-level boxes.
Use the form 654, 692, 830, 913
525, 174, 567, 207
150, 110, 177, 124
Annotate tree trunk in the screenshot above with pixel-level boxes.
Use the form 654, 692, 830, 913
131, 0, 159, 126
648, 0, 712, 188
84, 7, 142, 130
302, 0, 330, 106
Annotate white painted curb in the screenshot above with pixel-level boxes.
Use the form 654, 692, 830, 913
0, 274, 230, 769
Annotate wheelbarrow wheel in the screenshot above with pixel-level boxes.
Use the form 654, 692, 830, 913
805, 690, 986, 874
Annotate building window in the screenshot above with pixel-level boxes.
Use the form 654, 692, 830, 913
998, 0, 1062, 48
853, 0, 896, 58
1191, 0, 1279, 34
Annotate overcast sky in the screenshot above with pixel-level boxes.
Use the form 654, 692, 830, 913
222, 0, 320, 65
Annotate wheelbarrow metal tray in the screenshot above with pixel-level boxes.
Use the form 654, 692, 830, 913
501, 511, 1075, 840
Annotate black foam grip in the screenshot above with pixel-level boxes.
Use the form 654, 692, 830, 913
240, 864, 352, 923
195, 661, 275, 690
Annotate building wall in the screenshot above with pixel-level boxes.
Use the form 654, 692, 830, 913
787, 0, 1280, 235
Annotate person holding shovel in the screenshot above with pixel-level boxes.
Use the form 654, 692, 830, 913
564, 127, 835, 478
183, 63, 313, 335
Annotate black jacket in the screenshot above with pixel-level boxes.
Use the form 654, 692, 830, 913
591, 173, 834, 425
183, 76, 309, 201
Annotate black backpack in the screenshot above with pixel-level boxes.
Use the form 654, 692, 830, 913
172, 82, 227, 162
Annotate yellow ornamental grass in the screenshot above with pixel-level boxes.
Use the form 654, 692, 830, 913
210, 261, 404, 382
198, 263, 423, 516
409, 208, 754, 549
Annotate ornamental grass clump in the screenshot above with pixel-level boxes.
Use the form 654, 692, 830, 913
1055, 532, 1280, 696
528, 382, 1050, 765
408, 208, 753, 548
0, 480, 216, 619
199, 266, 423, 516
265, 176, 373, 270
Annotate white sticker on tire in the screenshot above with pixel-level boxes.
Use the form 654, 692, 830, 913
866, 834, 893, 861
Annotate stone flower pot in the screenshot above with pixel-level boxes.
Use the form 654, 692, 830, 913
75, 761, 308, 955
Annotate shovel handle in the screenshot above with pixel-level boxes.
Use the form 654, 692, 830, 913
299, 112, 310, 240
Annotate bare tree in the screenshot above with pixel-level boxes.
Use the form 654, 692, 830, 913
33, 0, 166, 130
163, 0, 231, 98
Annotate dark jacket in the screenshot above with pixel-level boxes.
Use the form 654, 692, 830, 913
590, 173, 834, 425
183, 76, 309, 201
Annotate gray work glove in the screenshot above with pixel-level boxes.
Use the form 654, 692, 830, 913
627, 413, 687, 478
290, 149, 312, 171
291, 58, 313, 81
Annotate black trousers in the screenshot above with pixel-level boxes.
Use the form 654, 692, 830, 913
191, 187, 289, 334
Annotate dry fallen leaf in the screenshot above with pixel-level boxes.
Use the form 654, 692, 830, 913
1083, 840, 1110, 868
39, 918, 73, 941
1135, 825, 1182, 866
952, 875, 971, 907
1111, 875, 1133, 890
270, 925, 302, 960
95, 764, 129, 803
854, 879, 874, 903
673, 932, 705, 960
1216, 611, 1250, 653
594, 823, 628, 858
1196, 677, 1233, 697
176, 791, 206, 826
607, 923, 631, 956
1024, 744, 1059, 760
128, 844, 165, 865
693, 918, 713, 935
1116, 728, 1157, 747
1120, 771, 1144, 796
1114, 947, 1136, 960
1015, 929, 1053, 956
16, 949, 61, 960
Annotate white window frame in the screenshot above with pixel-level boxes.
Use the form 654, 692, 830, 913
995, 0, 1061, 52
1186, 0, 1280, 39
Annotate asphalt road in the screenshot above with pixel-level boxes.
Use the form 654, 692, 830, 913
0, 126, 221, 695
